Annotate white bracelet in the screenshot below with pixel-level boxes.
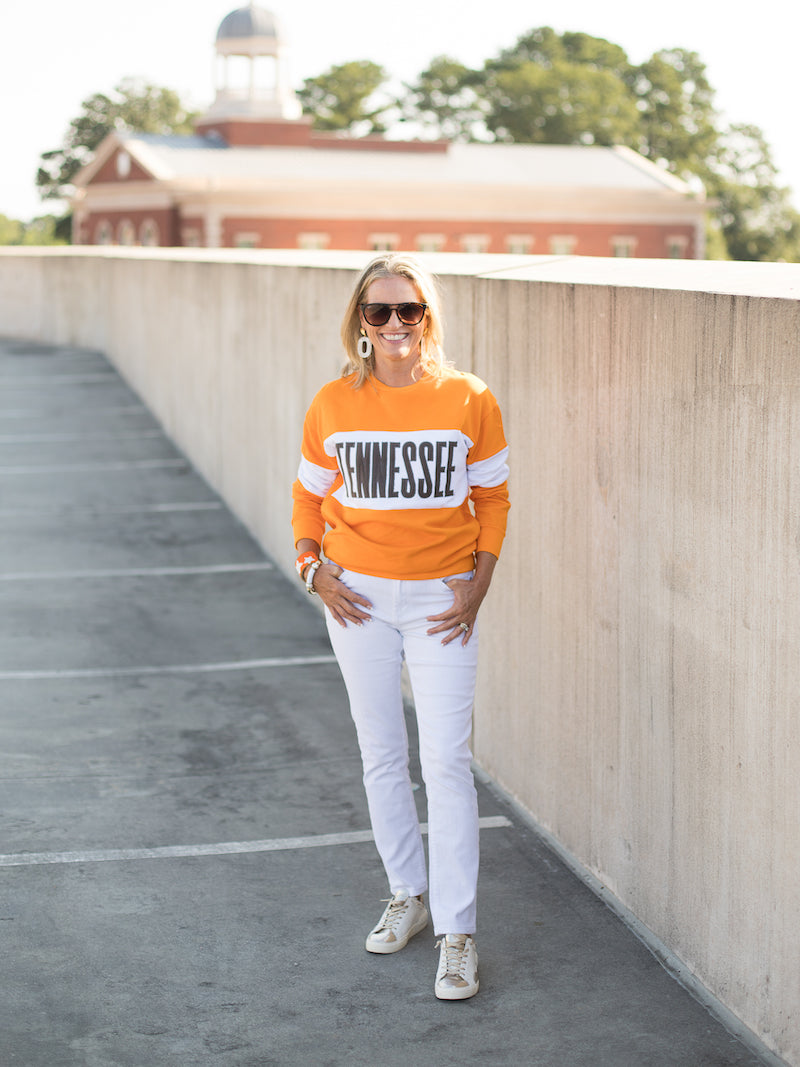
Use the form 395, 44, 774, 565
305, 558, 322, 594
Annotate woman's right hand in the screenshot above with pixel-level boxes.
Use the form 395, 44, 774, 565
312, 563, 372, 628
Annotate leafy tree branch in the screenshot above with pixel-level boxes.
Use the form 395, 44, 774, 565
36, 78, 198, 201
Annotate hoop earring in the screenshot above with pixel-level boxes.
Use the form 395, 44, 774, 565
357, 330, 373, 359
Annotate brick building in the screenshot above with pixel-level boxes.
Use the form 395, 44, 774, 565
71, 5, 709, 258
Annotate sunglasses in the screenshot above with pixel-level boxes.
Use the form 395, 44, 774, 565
360, 302, 427, 327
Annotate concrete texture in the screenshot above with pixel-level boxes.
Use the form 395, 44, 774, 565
0, 336, 779, 1066
3, 249, 799, 1064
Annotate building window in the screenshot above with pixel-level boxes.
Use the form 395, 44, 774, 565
116, 151, 131, 179
95, 221, 113, 245
298, 232, 330, 250
369, 233, 399, 252
506, 235, 533, 254
182, 228, 202, 248
611, 237, 637, 258
416, 234, 445, 253
549, 235, 577, 255
667, 236, 689, 259
460, 234, 490, 254
140, 219, 160, 247
234, 233, 260, 249
117, 220, 136, 246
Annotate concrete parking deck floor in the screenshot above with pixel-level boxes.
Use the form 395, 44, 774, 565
0, 337, 773, 1067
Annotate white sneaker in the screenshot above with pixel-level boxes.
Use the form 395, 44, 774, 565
434, 934, 479, 1000
365, 890, 429, 954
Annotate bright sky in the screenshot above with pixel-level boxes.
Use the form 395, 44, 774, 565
2, 0, 797, 222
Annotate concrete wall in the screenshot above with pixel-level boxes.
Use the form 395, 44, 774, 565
2, 247, 799, 1066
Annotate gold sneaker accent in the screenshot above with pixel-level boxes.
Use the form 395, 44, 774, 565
365, 890, 429, 954
434, 934, 479, 1000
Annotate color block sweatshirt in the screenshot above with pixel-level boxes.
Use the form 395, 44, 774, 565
292, 367, 510, 579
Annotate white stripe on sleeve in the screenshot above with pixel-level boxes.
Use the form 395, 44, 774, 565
467, 446, 509, 488
298, 456, 338, 497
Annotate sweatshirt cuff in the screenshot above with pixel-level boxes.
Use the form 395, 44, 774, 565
476, 525, 507, 558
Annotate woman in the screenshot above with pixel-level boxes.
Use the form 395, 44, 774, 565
292, 253, 509, 1000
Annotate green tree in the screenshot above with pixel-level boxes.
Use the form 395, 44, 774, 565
628, 49, 718, 177
0, 215, 24, 244
481, 59, 641, 145
399, 55, 487, 141
492, 26, 631, 74
395, 26, 800, 261
406, 29, 716, 158
36, 78, 198, 201
402, 28, 640, 145
400, 30, 640, 145
704, 124, 800, 261
297, 60, 392, 134
0, 214, 68, 246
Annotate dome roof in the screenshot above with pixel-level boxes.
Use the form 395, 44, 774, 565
216, 5, 279, 41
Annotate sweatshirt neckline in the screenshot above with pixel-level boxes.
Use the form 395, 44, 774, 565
370, 370, 432, 392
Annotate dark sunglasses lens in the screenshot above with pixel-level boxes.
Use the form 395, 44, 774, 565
362, 303, 426, 326
363, 304, 392, 326
397, 303, 426, 324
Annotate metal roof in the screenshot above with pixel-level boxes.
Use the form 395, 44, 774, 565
216, 5, 278, 40
121, 135, 695, 196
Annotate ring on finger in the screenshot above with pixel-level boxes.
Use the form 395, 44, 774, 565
459, 622, 470, 632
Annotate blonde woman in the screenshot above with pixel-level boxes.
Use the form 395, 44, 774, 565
292, 254, 509, 1000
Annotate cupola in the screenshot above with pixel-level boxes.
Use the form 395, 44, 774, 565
203, 3, 301, 121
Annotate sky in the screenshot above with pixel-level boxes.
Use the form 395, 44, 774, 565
2, 0, 798, 222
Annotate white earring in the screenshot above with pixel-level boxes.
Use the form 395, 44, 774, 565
358, 330, 373, 359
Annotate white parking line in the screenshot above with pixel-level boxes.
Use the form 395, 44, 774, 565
0, 405, 146, 419
0, 459, 187, 475
0, 817, 512, 868
0, 430, 163, 444
0, 502, 223, 516
0, 373, 118, 385
0, 562, 273, 581
0, 654, 338, 681
135, 502, 223, 512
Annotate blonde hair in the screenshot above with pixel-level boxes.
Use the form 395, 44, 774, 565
340, 253, 447, 388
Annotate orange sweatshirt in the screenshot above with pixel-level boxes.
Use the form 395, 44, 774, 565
292, 367, 510, 579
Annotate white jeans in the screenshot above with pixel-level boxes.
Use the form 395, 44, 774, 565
325, 568, 479, 936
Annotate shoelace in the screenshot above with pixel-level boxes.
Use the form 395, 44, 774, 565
436, 936, 469, 978
375, 896, 410, 932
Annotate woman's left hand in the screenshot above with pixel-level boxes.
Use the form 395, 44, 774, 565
426, 551, 498, 646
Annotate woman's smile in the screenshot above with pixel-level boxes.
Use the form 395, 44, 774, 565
360, 275, 426, 383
